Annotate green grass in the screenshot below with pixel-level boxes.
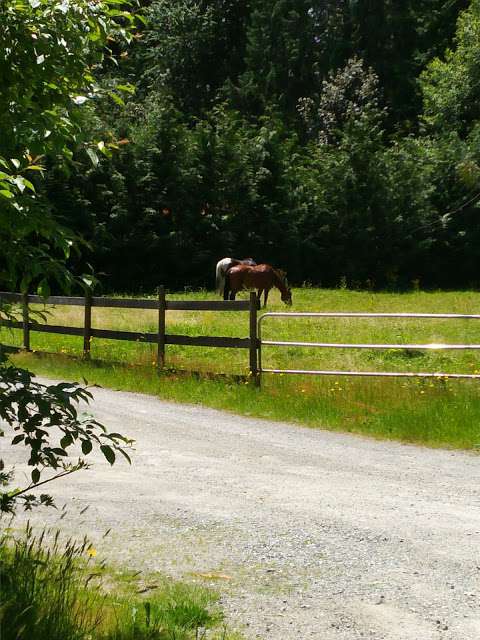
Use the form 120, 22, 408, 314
4, 288, 480, 450
0, 525, 240, 640
0, 526, 102, 640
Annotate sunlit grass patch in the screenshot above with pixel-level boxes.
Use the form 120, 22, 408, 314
10, 349, 480, 450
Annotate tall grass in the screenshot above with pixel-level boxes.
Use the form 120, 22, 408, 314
0, 525, 239, 640
0, 524, 102, 640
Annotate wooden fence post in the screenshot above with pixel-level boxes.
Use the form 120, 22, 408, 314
157, 286, 166, 371
22, 292, 30, 351
83, 289, 92, 359
249, 292, 260, 386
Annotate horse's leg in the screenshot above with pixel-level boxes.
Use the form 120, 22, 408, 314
229, 290, 236, 301
264, 289, 269, 307
223, 271, 231, 301
256, 289, 262, 303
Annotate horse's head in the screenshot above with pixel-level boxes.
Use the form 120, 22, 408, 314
275, 269, 292, 305
281, 287, 292, 306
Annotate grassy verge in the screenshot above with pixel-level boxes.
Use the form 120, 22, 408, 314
0, 524, 241, 640
4, 288, 480, 450
11, 350, 480, 451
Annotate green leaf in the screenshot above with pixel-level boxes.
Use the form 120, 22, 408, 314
81, 440, 93, 455
116, 84, 135, 94
0, 189, 14, 199
60, 434, 73, 449
108, 92, 125, 107
135, 14, 148, 26
100, 445, 115, 465
22, 178, 35, 192
118, 448, 132, 464
51, 448, 67, 456
86, 148, 99, 167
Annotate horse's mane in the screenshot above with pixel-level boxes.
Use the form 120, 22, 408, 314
271, 267, 288, 293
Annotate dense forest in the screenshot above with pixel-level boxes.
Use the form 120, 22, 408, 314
37, 1, 480, 290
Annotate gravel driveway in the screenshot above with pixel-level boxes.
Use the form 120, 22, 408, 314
6, 381, 480, 639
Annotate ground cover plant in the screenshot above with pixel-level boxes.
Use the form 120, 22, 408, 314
5, 288, 480, 450
0, 524, 239, 640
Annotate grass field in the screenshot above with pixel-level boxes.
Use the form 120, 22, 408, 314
4, 288, 480, 450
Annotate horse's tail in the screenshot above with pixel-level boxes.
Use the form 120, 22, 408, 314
224, 270, 231, 301
215, 261, 225, 295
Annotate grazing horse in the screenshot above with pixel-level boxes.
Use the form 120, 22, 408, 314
215, 257, 256, 300
226, 263, 292, 307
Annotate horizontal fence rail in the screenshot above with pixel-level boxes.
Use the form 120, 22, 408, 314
0, 292, 251, 311
258, 311, 480, 320
0, 320, 252, 350
0, 290, 260, 378
261, 340, 480, 350
257, 311, 480, 382
260, 369, 480, 380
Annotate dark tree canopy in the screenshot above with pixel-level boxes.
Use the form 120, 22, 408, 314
19, 0, 480, 292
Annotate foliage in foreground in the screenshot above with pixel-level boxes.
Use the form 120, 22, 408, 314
0, 355, 133, 514
0, 0, 139, 295
0, 0, 139, 517
0, 525, 234, 640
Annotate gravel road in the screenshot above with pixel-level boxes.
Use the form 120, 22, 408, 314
6, 381, 480, 639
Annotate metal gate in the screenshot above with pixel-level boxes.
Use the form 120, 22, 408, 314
257, 311, 480, 382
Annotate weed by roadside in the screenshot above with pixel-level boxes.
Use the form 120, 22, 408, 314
0, 524, 241, 640
0, 523, 102, 640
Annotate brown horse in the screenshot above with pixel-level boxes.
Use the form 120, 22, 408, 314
226, 263, 292, 307
215, 257, 256, 300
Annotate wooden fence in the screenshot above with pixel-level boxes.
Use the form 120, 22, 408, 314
0, 289, 261, 381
